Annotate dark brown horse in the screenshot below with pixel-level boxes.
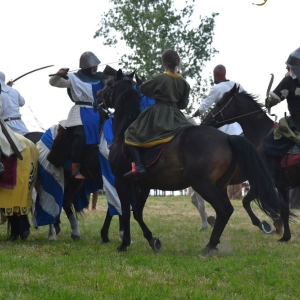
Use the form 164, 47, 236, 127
201, 84, 299, 231
101, 69, 292, 254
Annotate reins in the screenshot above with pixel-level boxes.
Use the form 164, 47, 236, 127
210, 94, 267, 125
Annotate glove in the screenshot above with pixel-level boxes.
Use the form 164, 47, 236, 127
265, 96, 280, 109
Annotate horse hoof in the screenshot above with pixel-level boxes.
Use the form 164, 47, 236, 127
203, 244, 219, 255
149, 237, 162, 253
101, 238, 110, 244
199, 226, 208, 231
20, 229, 30, 240
48, 236, 57, 241
259, 220, 273, 234
71, 234, 80, 240
117, 244, 127, 252
207, 216, 216, 227
8, 234, 19, 241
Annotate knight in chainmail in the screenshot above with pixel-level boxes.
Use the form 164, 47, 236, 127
49, 51, 107, 179
264, 46, 300, 180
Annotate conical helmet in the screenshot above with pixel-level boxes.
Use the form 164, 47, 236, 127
79, 51, 101, 69
286, 47, 300, 83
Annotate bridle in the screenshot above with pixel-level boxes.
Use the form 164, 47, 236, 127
209, 94, 266, 125
102, 75, 135, 109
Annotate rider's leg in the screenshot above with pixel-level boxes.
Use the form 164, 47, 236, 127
123, 146, 146, 179
71, 125, 86, 180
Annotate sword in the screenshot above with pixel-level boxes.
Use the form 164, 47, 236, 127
12, 65, 54, 83
266, 73, 274, 114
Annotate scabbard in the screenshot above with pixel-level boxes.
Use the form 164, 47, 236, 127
0, 122, 23, 160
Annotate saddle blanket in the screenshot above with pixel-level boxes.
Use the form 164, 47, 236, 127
281, 144, 300, 167
0, 134, 38, 216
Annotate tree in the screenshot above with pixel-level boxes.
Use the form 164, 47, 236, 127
94, 0, 218, 113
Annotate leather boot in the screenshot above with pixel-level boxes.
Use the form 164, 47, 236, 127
123, 146, 146, 180
71, 163, 85, 180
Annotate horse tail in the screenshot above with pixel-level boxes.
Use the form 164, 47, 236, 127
228, 135, 282, 220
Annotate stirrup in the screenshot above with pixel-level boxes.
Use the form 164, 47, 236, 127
123, 162, 146, 180
71, 165, 85, 180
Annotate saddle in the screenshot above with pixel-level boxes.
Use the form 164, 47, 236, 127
123, 144, 166, 167
0, 154, 17, 189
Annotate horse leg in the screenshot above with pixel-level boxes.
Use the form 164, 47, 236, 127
191, 191, 215, 230
191, 191, 208, 230
131, 187, 160, 252
7, 215, 19, 240
242, 188, 273, 234
48, 224, 57, 241
116, 179, 133, 252
193, 183, 234, 254
19, 215, 30, 240
63, 203, 80, 240
276, 187, 291, 241
119, 215, 124, 240
100, 209, 113, 243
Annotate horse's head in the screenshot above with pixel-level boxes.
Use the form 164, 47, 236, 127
202, 84, 242, 127
101, 69, 141, 137
101, 69, 135, 109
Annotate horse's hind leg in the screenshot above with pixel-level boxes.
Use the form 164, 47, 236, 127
276, 187, 291, 241
193, 183, 234, 253
242, 189, 273, 234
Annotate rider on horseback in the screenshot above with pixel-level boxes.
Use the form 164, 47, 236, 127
123, 49, 193, 179
49, 51, 106, 180
264, 46, 300, 181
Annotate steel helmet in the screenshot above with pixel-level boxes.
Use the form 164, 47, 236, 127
79, 51, 101, 69
286, 47, 300, 83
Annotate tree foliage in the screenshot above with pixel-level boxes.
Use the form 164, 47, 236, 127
94, 0, 218, 113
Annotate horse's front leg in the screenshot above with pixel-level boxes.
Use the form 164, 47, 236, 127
276, 187, 291, 242
132, 188, 161, 252
116, 179, 132, 252
100, 209, 113, 243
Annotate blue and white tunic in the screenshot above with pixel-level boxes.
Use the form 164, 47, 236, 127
49, 72, 104, 144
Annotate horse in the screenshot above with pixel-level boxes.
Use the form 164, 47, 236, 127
201, 84, 299, 232
46, 119, 124, 243
0, 132, 39, 240
101, 69, 292, 254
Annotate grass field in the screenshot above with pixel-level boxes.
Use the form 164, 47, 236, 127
0, 195, 300, 300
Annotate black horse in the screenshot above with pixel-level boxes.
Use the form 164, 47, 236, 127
201, 84, 299, 231
101, 69, 292, 254
46, 116, 124, 243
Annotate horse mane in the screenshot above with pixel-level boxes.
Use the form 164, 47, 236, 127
113, 82, 141, 138
238, 91, 263, 110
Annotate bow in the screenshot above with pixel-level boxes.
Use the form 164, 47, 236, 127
266, 73, 274, 114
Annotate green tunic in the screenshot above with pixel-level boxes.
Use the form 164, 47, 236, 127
125, 72, 193, 147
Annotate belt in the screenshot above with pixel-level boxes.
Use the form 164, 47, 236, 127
75, 101, 94, 106
156, 101, 177, 107
3, 117, 21, 122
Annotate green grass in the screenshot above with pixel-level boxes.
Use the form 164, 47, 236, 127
0, 195, 300, 299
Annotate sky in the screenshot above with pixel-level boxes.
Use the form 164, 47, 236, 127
1, 0, 299, 131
